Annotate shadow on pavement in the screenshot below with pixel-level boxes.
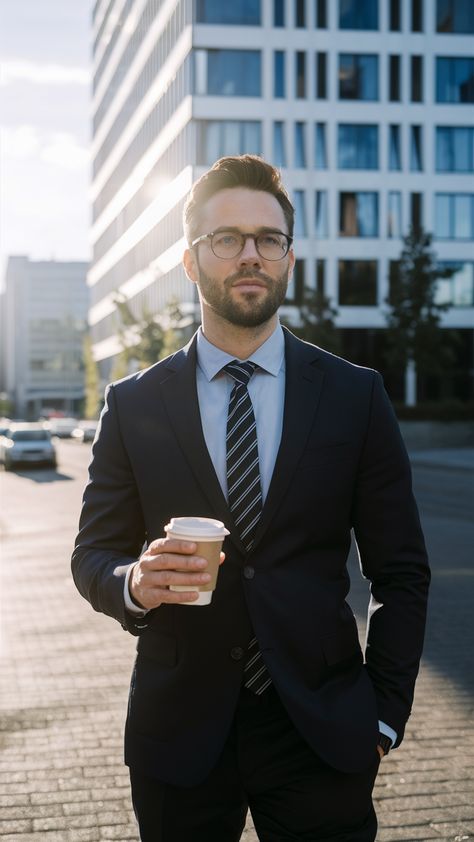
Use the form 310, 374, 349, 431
10, 468, 73, 483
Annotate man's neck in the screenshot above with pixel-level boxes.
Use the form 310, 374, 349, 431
201, 315, 279, 360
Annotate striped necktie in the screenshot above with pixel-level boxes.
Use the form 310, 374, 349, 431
224, 360, 272, 695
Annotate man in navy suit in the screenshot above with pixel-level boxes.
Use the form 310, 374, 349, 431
72, 155, 430, 841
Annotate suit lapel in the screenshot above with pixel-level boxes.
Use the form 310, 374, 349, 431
252, 329, 325, 549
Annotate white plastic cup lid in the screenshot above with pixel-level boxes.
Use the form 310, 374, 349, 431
164, 516, 230, 541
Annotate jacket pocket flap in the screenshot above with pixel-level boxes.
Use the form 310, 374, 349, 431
137, 631, 177, 666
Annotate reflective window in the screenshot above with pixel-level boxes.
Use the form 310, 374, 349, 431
389, 55, 401, 101
295, 122, 307, 167
316, 258, 325, 293
204, 50, 261, 96
412, 0, 423, 31
435, 194, 474, 239
436, 262, 474, 306
389, 125, 402, 171
339, 260, 377, 305
339, 54, 378, 100
296, 52, 307, 98
316, 0, 327, 27
296, 0, 306, 27
339, 0, 378, 29
196, 0, 261, 24
338, 124, 378, 169
387, 192, 402, 238
273, 122, 286, 167
410, 126, 423, 171
411, 55, 423, 102
316, 52, 327, 98
315, 191, 328, 238
390, 0, 401, 30
315, 123, 327, 168
294, 190, 307, 237
274, 0, 285, 26
197, 121, 261, 165
274, 51, 285, 98
436, 57, 474, 103
436, 127, 474, 172
436, 0, 474, 33
411, 193, 423, 230
339, 192, 379, 237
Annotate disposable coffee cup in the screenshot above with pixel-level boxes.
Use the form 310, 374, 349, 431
164, 517, 229, 606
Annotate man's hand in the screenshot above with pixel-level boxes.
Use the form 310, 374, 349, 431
129, 537, 225, 610
376, 745, 385, 760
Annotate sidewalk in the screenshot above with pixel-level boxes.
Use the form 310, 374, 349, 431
408, 448, 474, 473
0, 448, 473, 841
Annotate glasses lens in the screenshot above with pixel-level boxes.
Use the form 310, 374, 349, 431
256, 233, 289, 260
211, 231, 243, 258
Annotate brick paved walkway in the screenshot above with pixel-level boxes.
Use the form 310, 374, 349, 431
0, 450, 472, 840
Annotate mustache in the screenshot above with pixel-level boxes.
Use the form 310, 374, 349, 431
225, 269, 273, 287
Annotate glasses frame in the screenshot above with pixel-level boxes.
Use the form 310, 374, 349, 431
191, 228, 293, 261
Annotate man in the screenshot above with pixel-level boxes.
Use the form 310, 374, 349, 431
72, 155, 430, 841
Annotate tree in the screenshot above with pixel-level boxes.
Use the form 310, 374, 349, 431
384, 226, 458, 405
83, 336, 101, 419
113, 294, 185, 372
287, 286, 341, 355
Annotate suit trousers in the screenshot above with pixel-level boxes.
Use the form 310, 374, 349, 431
129, 684, 380, 842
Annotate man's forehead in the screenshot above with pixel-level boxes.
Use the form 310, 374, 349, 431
199, 187, 287, 231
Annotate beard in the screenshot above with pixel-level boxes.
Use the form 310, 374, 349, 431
196, 265, 290, 328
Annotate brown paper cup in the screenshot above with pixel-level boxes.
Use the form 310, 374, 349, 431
164, 517, 229, 605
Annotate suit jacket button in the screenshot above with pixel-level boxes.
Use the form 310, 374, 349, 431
230, 647, 244, 660
243, 565, 255, 579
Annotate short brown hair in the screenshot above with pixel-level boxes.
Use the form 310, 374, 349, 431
183, 155, 294, 244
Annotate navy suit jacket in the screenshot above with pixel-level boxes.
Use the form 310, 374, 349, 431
72, 328, 430, 786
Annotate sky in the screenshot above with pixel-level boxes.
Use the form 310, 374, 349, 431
0, 1, 93, 284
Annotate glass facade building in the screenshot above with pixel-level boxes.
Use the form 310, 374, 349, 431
90, 0, 474, 395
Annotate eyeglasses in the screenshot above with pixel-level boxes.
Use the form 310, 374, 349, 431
191, 229, 293, 261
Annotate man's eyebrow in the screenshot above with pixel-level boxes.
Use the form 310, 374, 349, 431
212, 226, 286, 235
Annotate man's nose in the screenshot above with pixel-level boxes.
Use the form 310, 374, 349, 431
237, 235, 261, 266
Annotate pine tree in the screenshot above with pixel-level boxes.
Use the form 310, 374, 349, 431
113, 294, 184, 372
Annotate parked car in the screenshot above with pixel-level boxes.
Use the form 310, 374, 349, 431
0, 424, 57, 470
45, 417, 78, 438
71, 420, 99, 443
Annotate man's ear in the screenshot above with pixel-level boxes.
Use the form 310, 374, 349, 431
288, 248, 295, 279
183, 248, 199, 284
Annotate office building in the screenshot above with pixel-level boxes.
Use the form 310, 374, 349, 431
3, 257, 89, 418
90, 0, 474, 398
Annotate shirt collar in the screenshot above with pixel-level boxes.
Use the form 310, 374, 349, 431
196, 324, 285, 382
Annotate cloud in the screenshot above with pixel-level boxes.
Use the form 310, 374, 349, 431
0, 59, 90, 86
2, 125, 89, 170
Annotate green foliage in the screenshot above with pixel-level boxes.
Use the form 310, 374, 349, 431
0, 393, 13, 417
384, 227, 459, 376
83, 336, 101, 419
286, 286, 341, 355
113, 294, 184, 372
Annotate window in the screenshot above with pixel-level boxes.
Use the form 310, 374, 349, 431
389, 55, 401, 101
198, 50, 262, 96
339, 0, 378, 29
389, 0, 401, 30
436, 0, 474, 34
389, 125, 402, 170
316, 258, 325, 293
411, 55, 423, 102
338, 124, 378, 169
339, 260, 377, 305
412, 0, 423, 31
296, 0, 306, 27
316, 0, 327, 27
387, 192, 402, 238
293, 259, 305, 305
196, 0, 261, 24
274, 0, 285, 25
436, 127, 474, 172
316, 52, 327, 98
410, 126, 423, 171
339, 54, 378, 100
339, 192, 379, 237
294, 190, 307, 237
197, 121, 261, 165
296, 52, 307, 98
295, 122, 307, 167
315, 123, 327, 168
436, 262, 474, 306
436, 57, 474, 103
435, 194, 474, 239
315, 191, 328, 238
411, 193, 422, 230
274, 51, 285, 97
273, 122, 286, 167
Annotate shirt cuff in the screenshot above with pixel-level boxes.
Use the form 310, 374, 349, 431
378, 721, 397, 746
124, 563, 149, 616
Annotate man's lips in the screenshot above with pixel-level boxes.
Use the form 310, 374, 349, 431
232, 278, 268, 290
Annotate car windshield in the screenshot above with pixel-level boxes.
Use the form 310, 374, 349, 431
11, 430, 50, 442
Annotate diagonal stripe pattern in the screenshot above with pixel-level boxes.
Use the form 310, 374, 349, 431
224, 360, 271, 695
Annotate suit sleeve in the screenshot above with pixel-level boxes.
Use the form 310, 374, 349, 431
71, 383, 149, 635
352, 372, 430, 747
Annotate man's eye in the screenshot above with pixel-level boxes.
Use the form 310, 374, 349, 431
260, 234, 281, 247
215, 233, 238, 247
